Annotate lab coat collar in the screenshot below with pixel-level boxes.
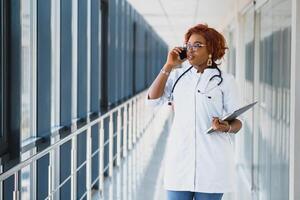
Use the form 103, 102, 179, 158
190, 66, 217, 75
191, 66, 220, 92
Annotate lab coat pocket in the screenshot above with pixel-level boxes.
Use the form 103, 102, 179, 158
203, 88, 223, 116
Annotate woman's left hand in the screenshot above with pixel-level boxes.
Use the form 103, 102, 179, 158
211, 117, 230, 132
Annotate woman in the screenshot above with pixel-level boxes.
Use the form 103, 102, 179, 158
146, 24, 242, 200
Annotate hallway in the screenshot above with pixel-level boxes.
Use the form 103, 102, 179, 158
93, 113, 169, 200
1, 0, 300, 199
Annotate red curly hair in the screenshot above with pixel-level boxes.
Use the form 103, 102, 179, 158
185, 24, 228, 64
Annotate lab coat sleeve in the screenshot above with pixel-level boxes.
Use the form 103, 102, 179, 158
222, 74, 245, 138
145, 70, 176, 108
223, 74, 241, 117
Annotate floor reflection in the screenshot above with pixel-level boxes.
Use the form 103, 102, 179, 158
93, 121, 170, 200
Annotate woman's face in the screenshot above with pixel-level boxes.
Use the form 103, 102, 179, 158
186, 33, 210, 67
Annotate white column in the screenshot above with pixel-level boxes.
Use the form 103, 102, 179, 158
128, 102, 132, 150
86, 0, 92, 199
99, 119, 104, 194
51, 0, 60, 128
86, 127, 92, 200
141, 94, 146, 137
109, 114, 114, 177
71, 0, 78, 198
123, 105, 128, 157
117, 108, 121, 166
13, 173, 20, 200
30, 1, 37, 198
48, 136, 60, 200
71, 0, 78, 120
290, 0, 300, 199
50, 0, 61, 198
71, 136, 77, 200
48, 152, 53, 200
132, 99, 136, 144
137, 98, 141, 139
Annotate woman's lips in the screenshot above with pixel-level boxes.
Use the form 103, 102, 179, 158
188, 55, 194, 60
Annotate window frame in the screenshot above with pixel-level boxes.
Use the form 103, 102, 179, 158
100, 0, 108, 111
0, 0, 8, 156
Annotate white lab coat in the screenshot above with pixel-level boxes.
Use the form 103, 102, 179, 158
146, 66, 240, 193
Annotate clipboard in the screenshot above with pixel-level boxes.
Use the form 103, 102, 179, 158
206, 101, 258, 134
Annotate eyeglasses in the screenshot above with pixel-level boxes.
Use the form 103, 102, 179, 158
185, 43, 207, 51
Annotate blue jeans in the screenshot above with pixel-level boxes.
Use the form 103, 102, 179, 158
167, 190, 223, 200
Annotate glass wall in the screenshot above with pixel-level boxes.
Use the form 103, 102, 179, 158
234, 8, 255, 200
258, 0, 291, 199
1, 0, 168, 198
232, 0, 292, 199
242, 7, 255, 178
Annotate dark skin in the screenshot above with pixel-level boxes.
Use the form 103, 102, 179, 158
148, 33, 242, 133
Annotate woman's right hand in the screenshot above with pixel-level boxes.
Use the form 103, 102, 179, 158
165, 47, 186, 69
148, 47, 186, 100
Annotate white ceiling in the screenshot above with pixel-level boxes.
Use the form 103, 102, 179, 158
127, 0, 236, 48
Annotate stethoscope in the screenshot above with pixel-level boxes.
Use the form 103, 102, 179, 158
168, 65, 223, 106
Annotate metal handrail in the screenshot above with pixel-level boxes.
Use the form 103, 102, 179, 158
0, 89, 171, 200
0, 90, 147, 181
